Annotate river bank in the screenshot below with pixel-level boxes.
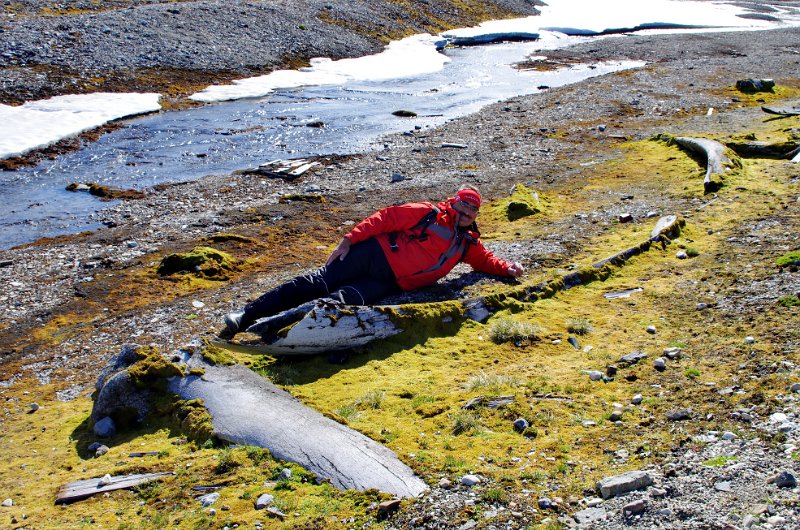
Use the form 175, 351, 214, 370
1, 3, 799, 529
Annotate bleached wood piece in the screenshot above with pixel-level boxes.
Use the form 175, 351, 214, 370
674, 137, 732, 193
56, 472, 172, 504
761, 106, 800, 116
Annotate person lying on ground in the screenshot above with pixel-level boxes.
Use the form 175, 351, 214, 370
220, 185, 525, 339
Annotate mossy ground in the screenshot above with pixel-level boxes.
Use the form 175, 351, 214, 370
1, 91, 798, 529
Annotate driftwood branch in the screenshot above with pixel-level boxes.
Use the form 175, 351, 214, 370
673, 136, 736, 193
56, 472, 172, 504
761, 106, 800, 116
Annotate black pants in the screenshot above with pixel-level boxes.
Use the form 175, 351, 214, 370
241, 238, 400, 328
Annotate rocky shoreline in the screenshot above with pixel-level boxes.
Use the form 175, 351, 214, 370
1, 1, 800, 529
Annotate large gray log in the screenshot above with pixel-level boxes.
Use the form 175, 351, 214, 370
168, 356, 427, 498
674, 136, 734, 193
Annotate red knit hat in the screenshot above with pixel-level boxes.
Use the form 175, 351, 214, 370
455, 188, 481, 208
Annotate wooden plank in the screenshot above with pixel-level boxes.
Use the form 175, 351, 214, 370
55, 472, 172, 504
761, 106, 800, 116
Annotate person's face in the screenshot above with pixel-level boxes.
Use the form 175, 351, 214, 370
453, 199, 479, 227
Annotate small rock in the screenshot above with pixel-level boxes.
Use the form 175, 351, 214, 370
87, 442, 101, 452
438, 478, 453, 489
618, 351, 648, 366
666, 409, 691, 421
618, 213, 633, 223
606, 365, 618, 377
663, 347, 682, 359
28, 403, 40, 413
98, 474, 112, 486
715, 481, 732, 492
378, 499, 402, 519
767, 516, 786, 526
597, 470, 654, 499
278, 468, 292, 480
390, 172, 405, 183
649, 487, 667, 498
676, 250, 688, 259
93, 416, 116, 438
208, 508, 216, 516
255, 493, 274, 509
774, 471, 797, 488
646, 325, 657, 334
584, 370, 604, 381
513, 418, 529, 432
538, 497, 554, 509
609, 408, 624, 422
623, 499, 646, 515
697, 302, 708, 310
769, 412, 788, 423
567, 336, 580, 349
95, 445, 110, 457
198, 492, 219, 507
654, 357, 667, 371
2, 498, 12, 507
573, 507, 607, 524
461, 474, 481, 487
722, 431, 738, 441
631, 394, 643, 405
791, 382, 800, 393
744, 336, 755, 344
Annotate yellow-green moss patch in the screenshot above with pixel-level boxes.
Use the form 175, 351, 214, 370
157, 245, 239, 280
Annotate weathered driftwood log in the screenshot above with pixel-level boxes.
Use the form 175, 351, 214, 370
168, 356, 428, 498
725, 140, 800, 159
56, 472, 172, 504
673, 136, 736, 193
226, 215, 682, 356
761, 106, 800, 116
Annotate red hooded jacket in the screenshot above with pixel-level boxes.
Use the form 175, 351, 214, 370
343, 199, 514, 291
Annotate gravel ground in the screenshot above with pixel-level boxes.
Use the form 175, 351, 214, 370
1, 1, 799, 528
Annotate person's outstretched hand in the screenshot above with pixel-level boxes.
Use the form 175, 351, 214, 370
507, 262, 525, 278
326, 238, 352, 265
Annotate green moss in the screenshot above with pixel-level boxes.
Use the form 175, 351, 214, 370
202, 233, 257, 244
200, 343, 237, 366
776, 251, 800, 268
127, 345, 183, 389
494, 183, 548, 221
777, 296, 800, 308
173, 398, 215, 442
157, 246, 238, 280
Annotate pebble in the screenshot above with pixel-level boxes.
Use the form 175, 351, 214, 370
791, 383, 800, 393
631, 394, 643, 405
646, 325, 657, 334
654, 357, 667, 371
438, 478, 452, 489
2, 498, 12, 507
461, 474, 481, 487
513, 418, 529, 432
95, 445, 109, 457
744, 336, 755, 344
676, 250, 688, 259
98, 474, 112, 486
198, 492, 219, 507
623, 499, 646, 514
28, 402, 39, 412
774, 471, 797, 488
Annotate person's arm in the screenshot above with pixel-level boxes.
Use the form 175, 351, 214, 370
463, 241, 525, 278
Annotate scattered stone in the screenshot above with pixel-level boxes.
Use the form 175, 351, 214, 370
666, 409, 691, 421
623, 499, 646, 515
461, 474, 481, 487
597, 470, 654, 499
513, 418, 529, 433
98, 474, 113, 486
584, 370, 604, 381
198, 492, 219, 507
2, 498, 12, 507
609, 408, 624, 422
654, 357, 667, 371
255, 493, 274, 509
87, 442, 101, 452
573, 507, 607, 524
392, 110, 417, 117
769, 412, 788, 423
28, 402, 40, 413
390, 172, 405, 183
697, 302, 708, 310
619, 213, 633, 223
618, 351, 648, 367
791, 383, 800, 393
715, 481, 733, 492
649, 487, 667, 498
538, 497, 555, 510
663, 347, 682, 359
438, 478, 452, 489
722, 431, 738, 441
567, 336, 580, 349
95, 445, 110, 457
676, 250, 689, 259
646, 325, 657, 334
773, 471, 797, 488
378, 499, 402, 519
278, 468, 292, 480
606, 365, 618, 377
744, 336, 755, 344
631, 394, 643, 405
93, 416, 116, 438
